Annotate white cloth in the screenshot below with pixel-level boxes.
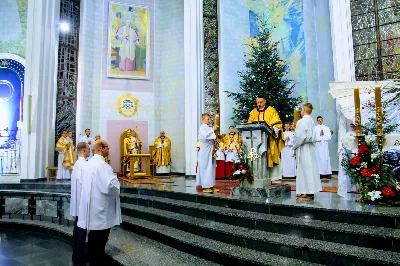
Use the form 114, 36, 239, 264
80, 136, 94, 158
226, 143, 238, 162
70, 157, 87, 217
57, 137, 71, 180
196, 124, 216, 188
315, 124, 332, 175
345, 130, 356, 138
216, 148, 225, 161
338, 134, 357, 197
281, 131, 296, 177
293, 115, 322, 194
77, 154, 121, 230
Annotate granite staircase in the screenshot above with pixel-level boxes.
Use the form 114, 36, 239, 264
120, 187, 400, 266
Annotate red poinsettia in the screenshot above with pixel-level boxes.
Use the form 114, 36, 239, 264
358, 144, 369, 154
371, 165, 381, 175
382, 187, 395, 197
360, 168, 373, 177
350, 156, 361, 166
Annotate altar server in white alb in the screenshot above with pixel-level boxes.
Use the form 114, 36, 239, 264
80, 128, 94, 158
197, 113, 219, 193
77, 139, 121, 266
70, 142, 90, 262
293, 103, 322, 199
281, 122, 296, 178
315, 116, 332, 178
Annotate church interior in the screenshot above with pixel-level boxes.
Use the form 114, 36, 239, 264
0, 0, 400, 265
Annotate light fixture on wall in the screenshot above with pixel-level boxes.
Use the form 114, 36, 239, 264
59, 21, 70, 33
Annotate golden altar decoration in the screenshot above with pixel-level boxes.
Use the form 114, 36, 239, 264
120, 128, 143, 178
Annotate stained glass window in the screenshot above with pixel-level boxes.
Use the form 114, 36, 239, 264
55, 0, 80, 164
203, 0, 219, 115
351, 0, 400, 80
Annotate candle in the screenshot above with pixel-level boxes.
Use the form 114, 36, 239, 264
214, 114, 220, 135
375, 86, 383, 136
354, 88, 362, 136
294, 110, 300, 128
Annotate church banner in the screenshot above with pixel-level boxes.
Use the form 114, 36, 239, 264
107, 2, 150, 80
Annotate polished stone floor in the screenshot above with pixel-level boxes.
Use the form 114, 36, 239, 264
0, 229, 83, 266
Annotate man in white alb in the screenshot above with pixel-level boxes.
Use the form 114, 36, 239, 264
70, 142, 90, 262
315, 116, 332, 178
281, 122, 296, 178
80, 128, 94, 158
293, 103, 322, 199
77, 139, 121, 265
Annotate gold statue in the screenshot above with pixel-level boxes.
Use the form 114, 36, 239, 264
122, 128, 142, 173
153, 131, 172, 174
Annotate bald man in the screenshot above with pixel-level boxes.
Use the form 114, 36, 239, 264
77, 139, 121, 265
153, 131, 172, 174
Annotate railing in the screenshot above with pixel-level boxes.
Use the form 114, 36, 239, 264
0, 190, 73, 225
0, 138, 21, 175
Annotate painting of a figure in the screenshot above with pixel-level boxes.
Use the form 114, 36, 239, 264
108, 2, 149, 79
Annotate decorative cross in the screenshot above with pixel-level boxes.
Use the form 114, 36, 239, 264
247, 148, 259, 161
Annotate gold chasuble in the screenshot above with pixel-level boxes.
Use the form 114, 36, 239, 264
55, 137, 76, 169
248, 106, 285, 167
153, 137, 172, 167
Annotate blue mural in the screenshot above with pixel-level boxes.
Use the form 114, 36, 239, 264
247, 0, 306, 99
0, 58, 24, 147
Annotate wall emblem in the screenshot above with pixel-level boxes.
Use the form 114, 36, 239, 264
117, 94, 138, 118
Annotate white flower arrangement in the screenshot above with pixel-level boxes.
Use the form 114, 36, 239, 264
365, 135, 376, 145
367, 190, 382, 201
233, 170, 241, 176
371, 153, 379, 161
372, 174, 380, 184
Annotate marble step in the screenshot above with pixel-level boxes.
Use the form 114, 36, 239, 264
121, 187, 399, 228
0, 218, 219, 266
121, 215, 321, 266
120, 193, 400, 252
121, 203, 400, 266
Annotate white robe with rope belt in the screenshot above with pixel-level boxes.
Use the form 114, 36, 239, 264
196, 123, 216, 188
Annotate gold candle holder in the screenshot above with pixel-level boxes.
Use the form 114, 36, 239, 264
374, 86, 384, 158
354, 88, 363, 147
294, 109, 300, 129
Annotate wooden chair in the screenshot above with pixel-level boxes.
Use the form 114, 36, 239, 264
46, 166, 58, 182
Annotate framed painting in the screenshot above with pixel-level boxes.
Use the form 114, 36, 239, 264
107, 2, 150, 79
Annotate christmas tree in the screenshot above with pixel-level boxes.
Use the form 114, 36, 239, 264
226, 17, 301, 124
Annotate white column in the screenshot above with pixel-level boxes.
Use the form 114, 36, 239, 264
184, 0, 203, 176
21, 0, 60, 180
329, 0, 355, 81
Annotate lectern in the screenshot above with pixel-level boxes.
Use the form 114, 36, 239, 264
236, 123, 273, 188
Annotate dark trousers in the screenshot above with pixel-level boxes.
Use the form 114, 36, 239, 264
88, 228, 111, 266
72, 217, 87, 257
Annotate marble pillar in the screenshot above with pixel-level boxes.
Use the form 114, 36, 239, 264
184, 0, 203, 176
20, 0, 61, 180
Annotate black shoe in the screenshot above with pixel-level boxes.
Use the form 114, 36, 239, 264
72, 251, 88, 263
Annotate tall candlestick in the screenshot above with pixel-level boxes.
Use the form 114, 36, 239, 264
374, 86, 383, 137
354, 88, 362, 136
294, 110, 300, 128
214, 114, 220, 135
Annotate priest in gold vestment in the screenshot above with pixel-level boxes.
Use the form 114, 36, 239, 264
55, 130, 76, 180
153, 131, 172, 174
248, 96, 284, 181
